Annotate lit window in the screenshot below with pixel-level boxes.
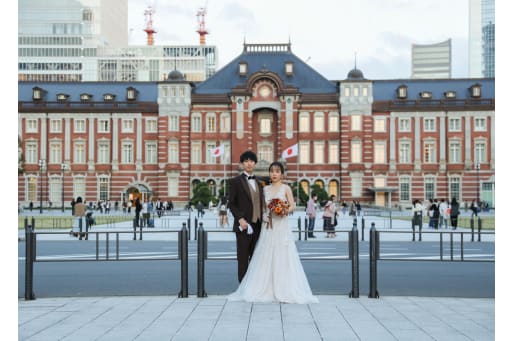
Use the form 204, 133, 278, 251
424, 141, 436, 163
374, 118, 386, 132
328, 113, 339, 132
285, 62, 294, 75
351, 115, 362, 131
299, 113, 310, 132
313, 113, 324, 132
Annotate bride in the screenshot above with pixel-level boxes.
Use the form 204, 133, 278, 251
227, 161, 318, 304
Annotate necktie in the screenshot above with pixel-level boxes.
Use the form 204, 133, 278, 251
246, 175, 255, 180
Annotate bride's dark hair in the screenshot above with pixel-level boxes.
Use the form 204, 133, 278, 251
268, 161, 285, 174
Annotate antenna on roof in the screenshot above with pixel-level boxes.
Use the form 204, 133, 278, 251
354, 52, 357, 69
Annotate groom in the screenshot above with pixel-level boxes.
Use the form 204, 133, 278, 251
228, 150, 266, 282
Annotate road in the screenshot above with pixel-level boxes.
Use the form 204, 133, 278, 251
19, 239, 494, 299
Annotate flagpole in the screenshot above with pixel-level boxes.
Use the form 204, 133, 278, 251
296, 147, 299, 206
223, 147, 226, 196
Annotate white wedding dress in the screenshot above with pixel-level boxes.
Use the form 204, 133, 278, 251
227, 184, 318, 304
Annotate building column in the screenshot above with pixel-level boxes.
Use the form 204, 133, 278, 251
136, 116, 143, 171
439, 113, 446, 172
414, 114, 421, 172
88, 117, 95, 171
464, 113, 472, 169
112, 115, 119, 171
389, 115, 396, 171
64, 117, 71, 163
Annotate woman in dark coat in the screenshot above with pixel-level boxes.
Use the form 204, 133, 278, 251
450, 197, 460, 230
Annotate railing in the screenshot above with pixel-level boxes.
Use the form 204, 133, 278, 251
196, 223, 361, 298
23, 217, 189, 301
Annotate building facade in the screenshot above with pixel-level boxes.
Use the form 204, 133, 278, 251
18, 43, 495, 209
411, 39, 451, 79
469, 0, 495, 78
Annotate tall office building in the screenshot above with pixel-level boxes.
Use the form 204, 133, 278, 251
18, 0, 218, 82
411, 39, 451, 79
469, 0, 495, 77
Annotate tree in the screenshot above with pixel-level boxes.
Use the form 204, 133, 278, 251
190, 182, 216, 207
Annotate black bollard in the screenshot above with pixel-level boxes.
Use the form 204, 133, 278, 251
179, 223, 189, 298
478, 217, 482, 242
197, 223, 207, 297
361, 218, 365, 241
24, 218, 35, 300
139, 219, 143, 240
78, 217, 83, 240
470, 218, 475, 242
133, 218, 137, 240
419, 221, 422, 242
369, 223, 379, 298
411, 218, 416, 241
304, 217, 308, 241
297, 217, 301, 241
349, 225, 359, 298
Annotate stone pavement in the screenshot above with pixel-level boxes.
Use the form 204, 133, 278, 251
18, 209, 496, 340
19, 295, 494, 341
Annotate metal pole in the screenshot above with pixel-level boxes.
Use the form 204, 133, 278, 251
470, 218, 475, 242
304, 217, 308, 241
369, 223, 379, 298
361, 218, 365, 241
179, 223, 189, 298
349, 225, 359, 298
61, 164, 65, 212
478, 217, 482, 242
24, 218, 35, 300
39, 159, 44, 214
133, 218, 137, 240
411, 217, 416, 241
297, 217, 301, 241
197, 223, 207, 297
476, 162, 480, 204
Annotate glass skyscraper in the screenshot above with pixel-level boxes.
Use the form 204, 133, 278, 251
469, 0, 495, 78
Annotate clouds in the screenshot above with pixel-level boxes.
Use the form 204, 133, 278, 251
128, 0, 469, 79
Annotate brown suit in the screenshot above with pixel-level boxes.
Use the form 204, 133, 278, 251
228, 173, 266, 282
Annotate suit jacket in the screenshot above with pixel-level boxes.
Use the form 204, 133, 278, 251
228, 174, 266, 232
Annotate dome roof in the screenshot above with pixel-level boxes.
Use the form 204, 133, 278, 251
346, 68, 365, 80
167, 69, 185, 81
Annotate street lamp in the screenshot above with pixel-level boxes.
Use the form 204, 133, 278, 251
61, 163, 66, 212
476, 162, 480, 205
38, 159, 45, 214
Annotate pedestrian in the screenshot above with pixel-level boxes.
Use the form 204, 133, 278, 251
356, 201, 362, 216
196, 201, 205, 218
218, 196, 229, 228
29, 201, 33, 212
72, 196, 88, 239
306, 194, 317, 238
470, 200, 479, 217
438, 199, 449, 229
412, 199, 424, 228
141, 198, 149, 227
134, 198, 142, 227
450, 197, 460, 230
322, 194, 337, 238
227, 150, 265, 283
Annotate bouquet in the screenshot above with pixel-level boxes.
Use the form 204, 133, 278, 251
266, 198, 289, 229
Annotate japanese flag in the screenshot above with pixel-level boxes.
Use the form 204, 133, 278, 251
211, 144, 225, 157
282, 143, 298, 159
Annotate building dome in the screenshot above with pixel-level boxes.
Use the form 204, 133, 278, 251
346, 68, 365, 80
167, 69, 185, 81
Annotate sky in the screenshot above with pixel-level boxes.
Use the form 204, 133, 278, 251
127, 0, 470, 80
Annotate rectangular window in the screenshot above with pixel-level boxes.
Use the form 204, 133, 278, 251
168, 176, 178, 197
449, 141, 461, 163
122, 142, 133, 163
49, 142, 61, 164
374, 141, 386, 163
351, 140, 362, 163
259, 145, 273, 164
424, 141, 436, 163
344, 87, 350, 97
328, 142, 338, 164
299, 113, 309, 132
49, 177, 62, 205
73, 177, 85, 200
313, 141, 324, 164
146, 118, 157, 133
351, 115, 362, 131
168, 141, 179, 163
220, 114, 230, 132
97, 143, 109, 164
353, 87, 359, 97
449, 177, 461, 201
475, 141, 486, 163
169, 115, 179, 131
98, 119, 109, 133
206, 116, 216, 132
74, 142, 86, 164
25, 142, 38, 164
328, 114, 339, 132
313, 113, 324, 132
122, 119, 134, 133
206, 142, 216, 164
399, 141, 411, 163
191, 142, 201, 164
374, 118, 386, 132
260, 118, 271, 134
399, 178, 410, 202
27, 177, 37, 202
98, 178, 109, 201
474, 117, 486, 131
74, 119, 86, 133
352, 176, 362, 197
362, 87, 368, 97
398, 118, 410, 132
299, 142, 309, 164
449, 118, 461, 131
26, 119, 38, 133
424, 118, 435, 132
425, 177, 435, 200
50, 119, 62, 133
145, 142, 157, 164
191, 115, 201, 132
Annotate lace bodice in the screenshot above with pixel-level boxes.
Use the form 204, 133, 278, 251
263, 184, 287, 205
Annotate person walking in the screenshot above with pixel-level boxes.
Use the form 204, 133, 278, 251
218, 196, 229, 228
305, 194, 317, 238
470, 200, 479, 218
412, 199, 424, 228
72, 197, 88, 239
322, 194, 337, 238
450, 197, 460, 230
228, 150, 265, 283
134, 198, 142, 227
227, 161, 318, 303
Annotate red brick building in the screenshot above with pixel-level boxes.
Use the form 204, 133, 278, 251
18, 43, 495, 209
